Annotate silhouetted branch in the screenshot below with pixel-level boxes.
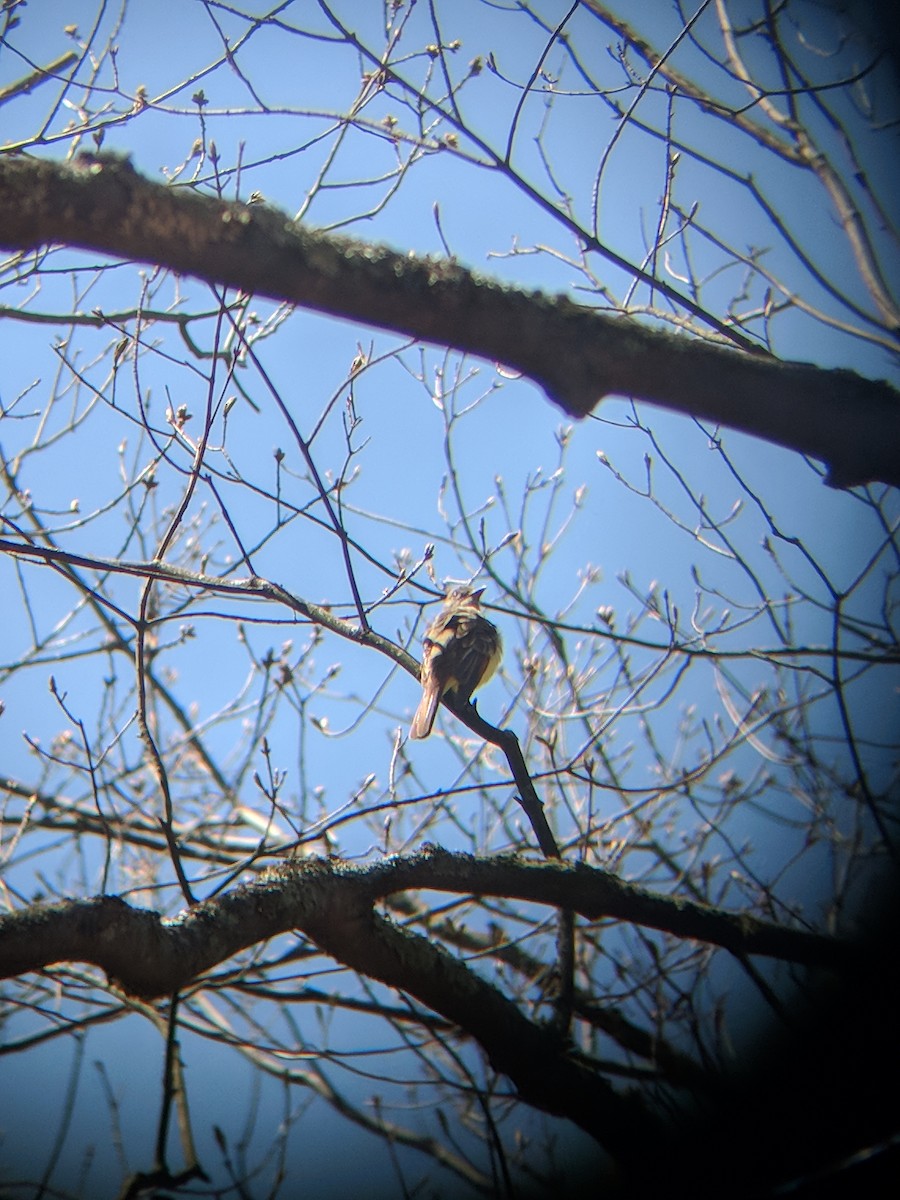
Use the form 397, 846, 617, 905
5, 847, 860, 1158
2, 154, 897, 487
0, 850, 859, 998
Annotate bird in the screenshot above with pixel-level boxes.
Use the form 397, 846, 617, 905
410, 586, 502, 739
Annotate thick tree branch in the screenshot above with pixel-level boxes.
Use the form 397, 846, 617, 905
1, 154, 897, 488
0, 850, 864, 1155
0, 849, 859, 996
298, 875, 658, 1157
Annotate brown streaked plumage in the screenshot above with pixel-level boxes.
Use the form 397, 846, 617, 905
410, 587, 502, 739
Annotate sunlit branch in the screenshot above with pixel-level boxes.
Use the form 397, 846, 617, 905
2, 155, 898, 487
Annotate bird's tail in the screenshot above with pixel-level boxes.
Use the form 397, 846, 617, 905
410, 685, 442, 739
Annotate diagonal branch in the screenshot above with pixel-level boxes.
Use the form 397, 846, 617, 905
0, 849, 862, 1157
1, 154, 898, 488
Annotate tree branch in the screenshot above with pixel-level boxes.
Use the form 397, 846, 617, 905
1, 154, 897, 488
0, 849, 859, 996
0, 849, 864, 1156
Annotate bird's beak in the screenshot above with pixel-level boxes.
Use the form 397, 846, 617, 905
470, 587, 486, 603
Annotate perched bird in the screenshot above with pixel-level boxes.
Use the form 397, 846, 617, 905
410, 586, 502, 739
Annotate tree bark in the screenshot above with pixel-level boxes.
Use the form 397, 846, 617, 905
1, 848, 863, 1160
0, 849, 859, 996
1, 153, 897, 487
